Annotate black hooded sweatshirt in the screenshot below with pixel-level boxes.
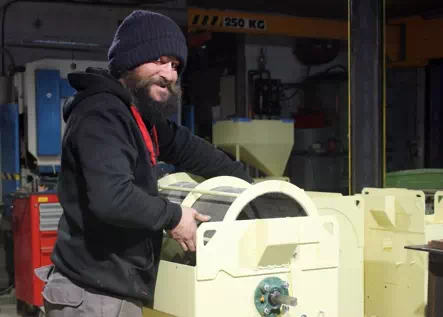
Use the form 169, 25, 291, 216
51, 67, 252, 306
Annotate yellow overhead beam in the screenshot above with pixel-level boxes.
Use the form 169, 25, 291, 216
188, 7, 443, 67
388, 16, 443, 67
188, 7, 347, 40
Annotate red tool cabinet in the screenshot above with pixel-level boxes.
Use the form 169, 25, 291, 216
12, 193, 61, 308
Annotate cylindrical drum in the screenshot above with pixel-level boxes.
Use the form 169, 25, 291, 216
158, 173, 318, 265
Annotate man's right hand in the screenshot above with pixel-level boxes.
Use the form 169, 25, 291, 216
167, 206, 211, 252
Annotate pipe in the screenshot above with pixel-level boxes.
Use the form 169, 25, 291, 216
6, 42, 108, 53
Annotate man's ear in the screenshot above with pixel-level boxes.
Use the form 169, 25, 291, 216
118, 78, 126, 87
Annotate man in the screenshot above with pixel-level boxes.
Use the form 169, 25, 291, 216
36, 10, 253, 317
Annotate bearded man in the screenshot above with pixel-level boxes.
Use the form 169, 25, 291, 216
37, 10, 252, 317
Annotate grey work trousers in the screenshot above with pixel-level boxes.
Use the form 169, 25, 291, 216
35, 265, 143, 317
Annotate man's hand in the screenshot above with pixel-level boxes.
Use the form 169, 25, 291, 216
167, 206, 211, 252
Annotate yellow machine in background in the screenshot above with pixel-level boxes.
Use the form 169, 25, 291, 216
212, 119, 293, 182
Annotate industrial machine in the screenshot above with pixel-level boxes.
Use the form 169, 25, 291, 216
144, 172, 437, 317
144, 174, 340, 317
360, 188, 428, 317
212, 119, 293, 181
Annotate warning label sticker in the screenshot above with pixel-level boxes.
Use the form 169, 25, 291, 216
222, 17, 267, 30
190, 14, 267, 31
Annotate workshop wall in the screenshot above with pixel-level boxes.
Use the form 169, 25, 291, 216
244, 34, 348, 118
216, 34, 348, 121
0, 0, 187, 75
245, 35, 347, 82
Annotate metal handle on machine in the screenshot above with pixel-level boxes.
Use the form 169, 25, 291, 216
158, 185, 240, 198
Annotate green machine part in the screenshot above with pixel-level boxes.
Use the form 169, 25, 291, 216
386, 169, 443, 190
254, 277, 297, 316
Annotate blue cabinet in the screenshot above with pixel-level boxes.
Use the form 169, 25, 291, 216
35, 69, 75, 157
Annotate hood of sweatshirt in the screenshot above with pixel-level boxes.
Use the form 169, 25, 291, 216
63, 67, 132, 122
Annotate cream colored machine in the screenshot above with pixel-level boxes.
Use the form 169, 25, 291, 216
426, 191, 443, 242
212, 119, 293, 182
142, 120, 437, 316
310, 188, 428, 317
307, 191, 365, 317
359, 188, 427, 317
148, 173, 438, 317
143, 174, 340, 317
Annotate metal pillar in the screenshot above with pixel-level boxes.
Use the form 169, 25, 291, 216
426, 60, 443, 168
349, 0, 385, 194
235, 34, 247, 118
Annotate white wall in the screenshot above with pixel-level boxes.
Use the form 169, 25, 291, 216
1, 0, 186, 74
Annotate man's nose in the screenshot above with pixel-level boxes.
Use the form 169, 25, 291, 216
158, 62, 175, 81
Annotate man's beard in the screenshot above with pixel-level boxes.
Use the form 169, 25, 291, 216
123, 72, 182, 124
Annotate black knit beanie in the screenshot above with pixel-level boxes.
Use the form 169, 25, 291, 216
108, 10, 188, 79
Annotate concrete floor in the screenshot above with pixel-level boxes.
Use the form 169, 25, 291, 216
0, 305, 19, 317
